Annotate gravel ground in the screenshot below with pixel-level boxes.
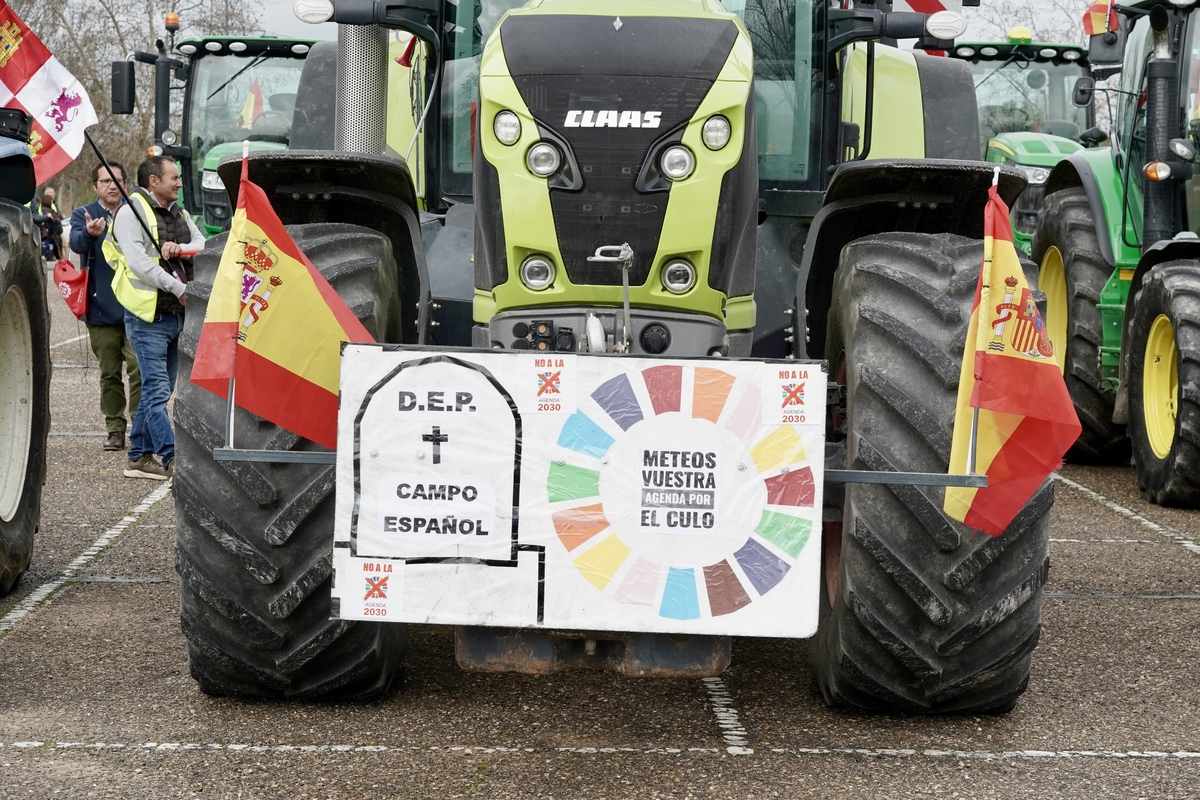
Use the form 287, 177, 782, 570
2, 273, 1198, 798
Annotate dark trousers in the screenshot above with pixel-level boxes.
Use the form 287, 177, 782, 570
88, 323, 141, 434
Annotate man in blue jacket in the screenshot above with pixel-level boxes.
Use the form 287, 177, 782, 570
70, 161, 141, 451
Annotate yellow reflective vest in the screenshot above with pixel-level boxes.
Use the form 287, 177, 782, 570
103, 192, 160, 323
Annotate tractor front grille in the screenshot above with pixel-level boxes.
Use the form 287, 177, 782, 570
1012, 184, 1045, 235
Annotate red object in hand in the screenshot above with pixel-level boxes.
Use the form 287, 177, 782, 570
177, 245, 202, 257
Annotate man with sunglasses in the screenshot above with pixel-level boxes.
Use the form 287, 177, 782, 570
69, 161, 141, 452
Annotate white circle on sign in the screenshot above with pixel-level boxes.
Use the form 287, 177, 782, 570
597, 412, 766, 568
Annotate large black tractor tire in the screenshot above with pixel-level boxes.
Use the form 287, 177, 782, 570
809, 232, 1052, 714
174, 223, 408, 699
0, 203, 50, 597
1127, 262, 1200, 507
1031, 188, 1130, 463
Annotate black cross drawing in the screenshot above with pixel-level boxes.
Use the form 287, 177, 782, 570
422, 426, 449, 464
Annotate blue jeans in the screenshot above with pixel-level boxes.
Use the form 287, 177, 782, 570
125, 311, 184, 465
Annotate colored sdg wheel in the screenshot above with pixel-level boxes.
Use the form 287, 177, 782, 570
545, 364, 820, 629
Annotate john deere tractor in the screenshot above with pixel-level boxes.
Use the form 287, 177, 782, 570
949, 26, 1095, 254
1032, 0, 1199, 503
112, 14, 319, 235
0, 108, 51, 597
171, 0, 1055, 714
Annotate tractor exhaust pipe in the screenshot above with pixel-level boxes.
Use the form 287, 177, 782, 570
335, 23, 388, 154
1142, 5, 1176, 252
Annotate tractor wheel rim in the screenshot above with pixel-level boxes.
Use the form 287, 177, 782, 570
1143, 313, 1178, 460
1039, 246, 1068, 374
0, 285, 34, 523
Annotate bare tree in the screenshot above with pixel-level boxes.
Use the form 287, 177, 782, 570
11, 0, 261, 208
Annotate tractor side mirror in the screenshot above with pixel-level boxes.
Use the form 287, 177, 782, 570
1079, 126, 1107, 148
111, 61, 135, 115
1087, 19, 1127, 67
1072, 76, 1096, 108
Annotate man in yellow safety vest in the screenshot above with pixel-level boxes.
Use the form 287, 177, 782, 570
106, 155, 205, 480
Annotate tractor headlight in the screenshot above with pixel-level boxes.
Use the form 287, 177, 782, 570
527, 142, 561, 177
954, 46, 976, 57
1062, 50, 1082, 61
925, 11, 968, 40
980, 46, 1000, 57
520, 255, 555, 290
701, 115, 731, 150
161, 129, 177, 146
201, 170, 224, 191
660, 145, 695, 180
1017, 165, 1050, 185
661, 259, 696, 294
494, 110, 521, 146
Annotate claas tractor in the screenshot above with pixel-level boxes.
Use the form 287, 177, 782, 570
171, 0, 1055, 715
949, 26, 1096, 254
0, 108, 51, 597
1032, 0, 1199, 504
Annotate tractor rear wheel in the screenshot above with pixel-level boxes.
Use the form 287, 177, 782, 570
174, 223, 408, 699
808, 232, 1052, 714
0, 203, 50, 596
1127, 262, 1200, 507
1031, 188, 1129, 463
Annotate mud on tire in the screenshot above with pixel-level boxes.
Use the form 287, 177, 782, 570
808, 232, 1052, 714
174, 223, 408, 699
0, 202, 50, 597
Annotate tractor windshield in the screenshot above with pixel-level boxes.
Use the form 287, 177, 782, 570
969, 55, 1089, 143
183, 46, 309, 199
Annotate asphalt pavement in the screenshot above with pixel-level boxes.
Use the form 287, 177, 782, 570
2, 270, 1198, 799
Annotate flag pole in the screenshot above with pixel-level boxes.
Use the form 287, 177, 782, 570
223, 140, 252, 450
967, 166, 1001, 477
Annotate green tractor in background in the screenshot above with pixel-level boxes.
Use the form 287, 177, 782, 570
0, 108, 51, 597
111, 13, 318, 236
949, 26, 1096, 254
1032, 0, 1198, 504
170, 0, 1058, 715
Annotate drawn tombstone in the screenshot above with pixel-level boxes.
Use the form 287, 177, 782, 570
350, 354, 520, 563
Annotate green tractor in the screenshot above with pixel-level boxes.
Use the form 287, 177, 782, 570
172, 0, 1057, 714
1032, 0, 1199, 503
949, 26, 1095, 254
111, 14, 318, 236
0, 108, 51, 597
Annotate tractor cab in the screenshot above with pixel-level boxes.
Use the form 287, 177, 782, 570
949, 27, 1093, 248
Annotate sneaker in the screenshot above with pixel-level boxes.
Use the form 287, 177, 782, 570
123, 454, 169, 480
164, 459, 174, 479
103, 432, 125, 451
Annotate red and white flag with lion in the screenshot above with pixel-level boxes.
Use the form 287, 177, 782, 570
0, 1, 97, 184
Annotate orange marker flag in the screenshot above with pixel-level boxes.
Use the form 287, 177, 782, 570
1083, 0, 1118, 37
943, 183, 1081, 535
189, 154, 373, 449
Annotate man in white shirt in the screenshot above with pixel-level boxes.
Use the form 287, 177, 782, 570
108, 155, 205, 480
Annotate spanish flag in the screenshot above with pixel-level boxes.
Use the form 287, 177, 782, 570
943, 184, 1081, 535
189, 155, 372, 449
1083, 0, 1118, 37
239, 77, 264, 128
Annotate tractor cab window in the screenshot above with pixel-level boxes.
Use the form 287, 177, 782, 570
1183, 12, 1200, 235
440, 0, 526, 199
968, 54, 1089, 146
733, 0, 821, 187
185, 48, 308, 188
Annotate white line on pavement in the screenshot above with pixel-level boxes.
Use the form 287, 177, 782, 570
701, 676, 753, 755
1055, 475, 1200, 557
49, 334, 89, 351
2, 741, 1199, 760
0, 482, 173, 633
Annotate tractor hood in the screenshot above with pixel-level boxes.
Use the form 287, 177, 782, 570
988, 130, 1084, 168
